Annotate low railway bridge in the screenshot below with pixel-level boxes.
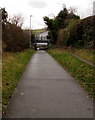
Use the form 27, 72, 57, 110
32, 31, 51, 50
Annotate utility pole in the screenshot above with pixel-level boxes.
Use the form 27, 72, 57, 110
93, 1, 95, 15
0, 8, 2, 117
29, 15, 32, 48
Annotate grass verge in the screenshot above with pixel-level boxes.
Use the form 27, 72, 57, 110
69, 48, 95, 64
2, 49, 35, 111
32, 28, 47, 35
48, 49, 95, 99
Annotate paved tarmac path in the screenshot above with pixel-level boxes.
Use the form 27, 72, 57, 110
4, 50, 93, 118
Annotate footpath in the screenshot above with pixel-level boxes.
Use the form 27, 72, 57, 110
4, 50, 93, 118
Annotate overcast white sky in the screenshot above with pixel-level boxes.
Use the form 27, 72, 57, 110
0, 0, 94, 29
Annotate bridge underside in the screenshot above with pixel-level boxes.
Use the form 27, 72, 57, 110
32, 36, 50, 50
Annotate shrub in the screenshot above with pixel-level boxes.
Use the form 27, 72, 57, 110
2, 23, 29, 52
57, 16, 95, 48
57, 19, 79, 46
2, 8, 33, 52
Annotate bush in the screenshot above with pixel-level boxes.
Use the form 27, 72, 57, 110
58, 19, 79, 46
2, 23, 29, 52
73, 16, 94, 48
57, 16, 95, 48
44, 6, 80, 45
2, 8, 32, 52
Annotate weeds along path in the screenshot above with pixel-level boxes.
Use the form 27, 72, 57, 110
2, 49, 35, 112
48, 49, 95, 99
70, 52, 95, 67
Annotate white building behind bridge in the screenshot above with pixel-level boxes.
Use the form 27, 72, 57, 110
38, 31, 49, 41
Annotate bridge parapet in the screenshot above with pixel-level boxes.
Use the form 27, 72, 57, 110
33, 35, 51, 50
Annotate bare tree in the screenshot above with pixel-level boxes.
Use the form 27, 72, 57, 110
62, 4, 66, 9
68, 7, 77, 13
9, 14, 24, 27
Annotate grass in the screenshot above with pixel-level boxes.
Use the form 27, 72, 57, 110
2, 49, 35, 111
48, 49, 95, 99
32, 28, 47, 35
69, 48, 95, 64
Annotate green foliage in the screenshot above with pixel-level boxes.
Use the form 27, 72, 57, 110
58, 19, 79, 46
49, 49, 95, 98
2, 49, 35, 110
43, 16, 58, 43
56, 7, 68, 29
57, 16, 94, 48
65, 19, 80, 46
44, 17, 54, 30
72, 16, 94, 48
44, 4, 94, 48
68, 12, 80, 20
43, 5, 80, 45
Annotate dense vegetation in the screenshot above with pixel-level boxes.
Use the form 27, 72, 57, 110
2, 8, 34, 52
44, 5, 95, 48
64, 16, 95, 48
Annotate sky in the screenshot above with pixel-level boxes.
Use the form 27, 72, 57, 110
0, 0, 94, 29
